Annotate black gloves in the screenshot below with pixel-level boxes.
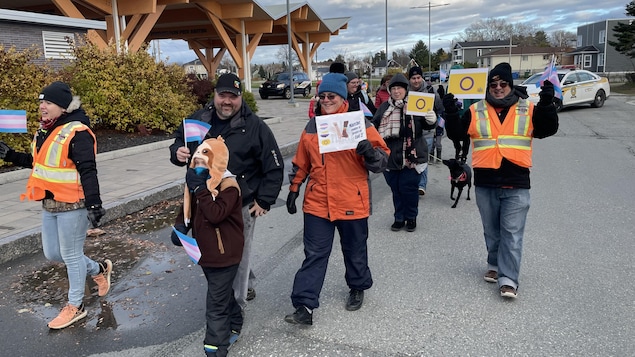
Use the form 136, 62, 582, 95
286, 191, 299, 214
185, 168, 207, 193
170, 223, 189, 246
442, 94, 458, 114
87, 204, 106, 228
538, 80, 555, 106
0, 141, 12, 160
356, 139, 374, 160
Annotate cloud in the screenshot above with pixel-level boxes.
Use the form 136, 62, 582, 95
161, 0, 631, 66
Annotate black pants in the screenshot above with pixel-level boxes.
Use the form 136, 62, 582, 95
202, 264, 242, 357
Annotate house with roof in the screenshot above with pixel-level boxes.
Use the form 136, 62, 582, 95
452, 40, 513, 67
567, 19, 634, 73
480, 46, 574, 77
0, 8, 106, 69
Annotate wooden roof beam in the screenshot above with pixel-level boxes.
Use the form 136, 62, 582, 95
127, 5, 166, 52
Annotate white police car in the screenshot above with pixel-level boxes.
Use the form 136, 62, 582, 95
520, 67, 610, 112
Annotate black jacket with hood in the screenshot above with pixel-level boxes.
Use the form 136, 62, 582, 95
169, 100, 284, 209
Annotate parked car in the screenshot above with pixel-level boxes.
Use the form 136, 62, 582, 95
423, 71, 440, 82
259, 71, 312, 99
520, 68, 610, 112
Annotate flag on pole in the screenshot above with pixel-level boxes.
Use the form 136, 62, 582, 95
183, 119, 211, 143
0, 110, 28, 133
358, 99, 373, 117
171, 226, 201, 264
536, 56, 563, 99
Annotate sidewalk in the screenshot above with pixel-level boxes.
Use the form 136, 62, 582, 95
0, 97, 311, 264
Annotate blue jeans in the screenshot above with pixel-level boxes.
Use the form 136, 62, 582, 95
475, 187, 530, 289
41, 208, 100, 306
291, 213, 372, 310
383, 168, 420, 222
418, 134, 434, 190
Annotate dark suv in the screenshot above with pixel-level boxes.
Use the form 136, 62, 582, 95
259, 71, 312, 99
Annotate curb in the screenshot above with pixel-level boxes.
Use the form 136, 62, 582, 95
0, 136, 298, 265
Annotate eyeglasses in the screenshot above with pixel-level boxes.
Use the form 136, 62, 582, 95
318, 94, 338, 101
489, 81, 509, 89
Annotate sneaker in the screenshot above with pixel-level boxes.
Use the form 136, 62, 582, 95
405, 220, 416, 232
500, 285, 518, 299
92, 259, 113, 297
418, 188, 426, 196
246, 288, 256, 301
48, 303, 87, 329
228, 330, 240, 350
204, 344, 218, 357
284, 306, 313, 325
390, 221, 405, 231
345, 289, 364, 311
484, 270, 498, 283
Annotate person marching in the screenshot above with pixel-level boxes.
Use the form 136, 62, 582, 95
284, 73, 389, 325
443, 63, 559, 299
0, 81, 112, 329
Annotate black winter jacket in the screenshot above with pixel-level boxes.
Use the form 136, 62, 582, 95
169, 100, 284, 209
5, 108, 102, 206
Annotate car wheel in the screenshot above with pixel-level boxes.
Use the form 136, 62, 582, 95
554, 98, 563, 112
260, 94, 268, 100
284, 87, 292, 99
303, 87, 311, 97
591, 90, 606, 108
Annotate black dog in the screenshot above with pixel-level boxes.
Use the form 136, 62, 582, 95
442, 159, 472, 208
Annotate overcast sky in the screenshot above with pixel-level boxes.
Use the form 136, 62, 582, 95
156, 0, 631, 65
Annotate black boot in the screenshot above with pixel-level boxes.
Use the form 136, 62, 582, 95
345, 289, 364, 311
285, 306, 313, 325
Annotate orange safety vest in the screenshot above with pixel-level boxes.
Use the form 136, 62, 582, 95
468, 99, 534, 169
21, 121, 96, 203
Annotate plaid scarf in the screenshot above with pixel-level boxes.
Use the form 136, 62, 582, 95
378, 98, 405, 139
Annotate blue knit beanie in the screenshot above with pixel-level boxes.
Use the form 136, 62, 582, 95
318, 73, 348, 99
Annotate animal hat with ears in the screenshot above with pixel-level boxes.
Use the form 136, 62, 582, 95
183, 136, 230, 225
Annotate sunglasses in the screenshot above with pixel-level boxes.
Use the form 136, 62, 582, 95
489, 81, 509, 89
318, 94, 338, 101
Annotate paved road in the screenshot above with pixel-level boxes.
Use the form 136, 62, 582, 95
1, 95, 633, 356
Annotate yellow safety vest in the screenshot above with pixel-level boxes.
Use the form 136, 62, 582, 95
468, 99, 534, 169
21, 121, 96, 203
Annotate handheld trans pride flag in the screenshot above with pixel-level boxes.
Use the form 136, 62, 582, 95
358, 99, 373, 117
183, 119, 211, 143
171, 226, 201, 264
536, 56, 562, 99
0, 110, 27, 133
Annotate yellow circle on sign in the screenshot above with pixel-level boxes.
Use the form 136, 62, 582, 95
321, 139, 331, 145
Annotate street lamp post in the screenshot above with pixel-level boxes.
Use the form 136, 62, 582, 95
411, 2, 450, 78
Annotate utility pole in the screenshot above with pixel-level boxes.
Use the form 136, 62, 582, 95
411, 2, 450, 77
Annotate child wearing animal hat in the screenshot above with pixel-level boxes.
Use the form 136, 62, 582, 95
183, 136, 244, 357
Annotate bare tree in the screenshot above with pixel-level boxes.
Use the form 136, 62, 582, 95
275, 45, 299, 70
392, 48, 411, 69
459, 18, 537, 43
550, 30, 577, 47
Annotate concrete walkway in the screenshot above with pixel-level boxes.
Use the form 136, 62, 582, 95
0, 97, 312, 264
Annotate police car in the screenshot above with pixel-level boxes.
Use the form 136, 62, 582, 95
520, 67, 610, 112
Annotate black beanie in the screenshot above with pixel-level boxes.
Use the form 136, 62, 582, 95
329, 62, 345, 74
408, 66, 423, 79
488, 63, 514, 86
39, 81, 73, 109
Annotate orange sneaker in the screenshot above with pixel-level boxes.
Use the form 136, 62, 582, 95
48, 303, 87, 329
92, 259, 113, 296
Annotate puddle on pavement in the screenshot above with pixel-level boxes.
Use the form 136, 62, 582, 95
7, 198, 197, 331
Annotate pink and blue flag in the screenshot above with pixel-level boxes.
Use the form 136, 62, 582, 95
358, 99, 373, 117
171, 226, 201, 264
183, 119, 211, 143
0, 110, 28, 133
536, 58, 562, 99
